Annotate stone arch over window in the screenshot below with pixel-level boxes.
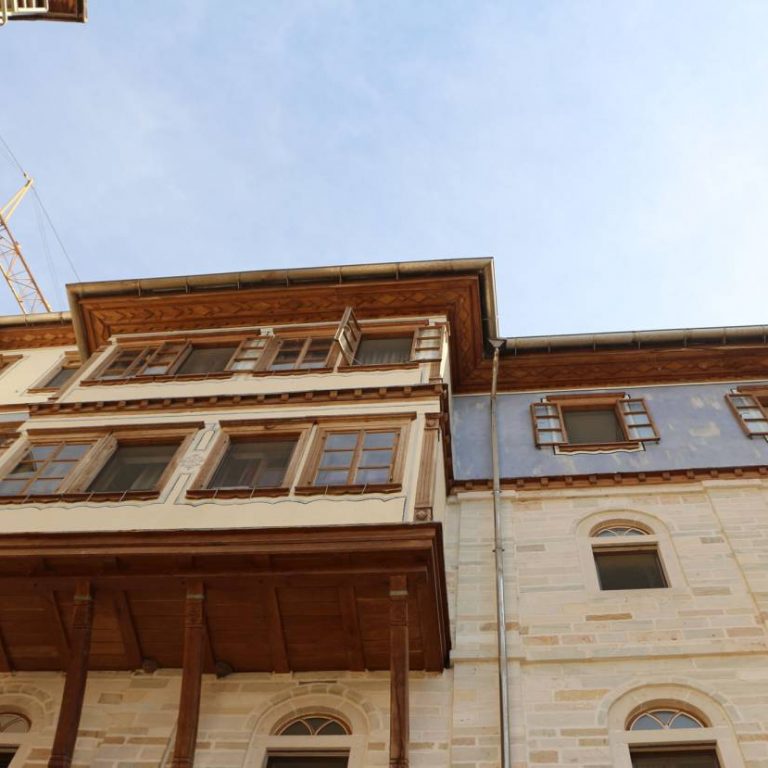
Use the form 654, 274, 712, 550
243, 684, 378, 768
575, 510, 684, 592
603, 683, 746, 768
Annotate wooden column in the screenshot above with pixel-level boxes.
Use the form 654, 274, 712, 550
48, 581, 93, 768
389, 575, 409, 768
171, 581, 206, 768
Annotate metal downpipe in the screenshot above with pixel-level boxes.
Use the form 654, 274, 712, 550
491, 342, 512, 767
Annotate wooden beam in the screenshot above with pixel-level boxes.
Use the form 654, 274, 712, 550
339, 585, 365, 671
170, 580, 206, 768
389, 574, 409, 768
49, 591, 71, 668
112, 591, 142, 670
48, 581, 93, 768
263, 585, 289, 673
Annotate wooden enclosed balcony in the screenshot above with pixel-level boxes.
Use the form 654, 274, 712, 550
0, 523, 449, 767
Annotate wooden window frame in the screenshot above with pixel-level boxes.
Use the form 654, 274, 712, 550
0, 423, 201, 503
261, 336, 338, 373
530, 393, 660, 451
27, 351, 81, 394
726, 389, 768, 437
0, 355, 22, 376
187, 420, 311, 499
296, 415, 414, 495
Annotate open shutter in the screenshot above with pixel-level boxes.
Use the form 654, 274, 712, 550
142, 341, 188, 376
531, 402, 566, 447
227, 336, 271, 371
334, 307, 362, 365
726, 393, 768, 436
619, 399, 659, 442
412, 325, 443, 361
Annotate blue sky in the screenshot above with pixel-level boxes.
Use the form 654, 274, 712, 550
1, 1, 767, 335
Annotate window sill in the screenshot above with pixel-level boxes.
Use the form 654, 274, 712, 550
346, 361, 420, 372
0, 490, 161, 504
552, 441, 647, 453
294, 483, 401, 496
186, 487, 290, 499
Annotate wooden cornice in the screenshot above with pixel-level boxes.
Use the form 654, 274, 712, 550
458, 344, 768, 393
0, 320, 75, 351
453, 465, 768, 492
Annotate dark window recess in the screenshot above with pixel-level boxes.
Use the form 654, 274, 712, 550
43, 366, 77, 389
88, 444, 178, 493
593, 549, 667, 590
208, 439, 297, 489
266, 758, 349, 768
176, 346, 238, 375
0, 751, 16, 768
562, 408, 624, 444
630, 748, 720, 768
270, 339, 332, 371
354, 337, 412, 365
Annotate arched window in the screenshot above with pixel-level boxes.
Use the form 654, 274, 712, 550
590, 522, 667, 590
278, 716, 350, 737
0, 711, 31, 767
628, 708, 706, 731
266, 713, 351, 767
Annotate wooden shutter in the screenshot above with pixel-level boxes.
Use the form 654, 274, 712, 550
227, 336, 271, 371
530, 402, 565, 446
726, 393, 768, 436
618, 399, 659, 442
412, 326, 443, 361
141, 341, 188, 376
334, 307, 362, 365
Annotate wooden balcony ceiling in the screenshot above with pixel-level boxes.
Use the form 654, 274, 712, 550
0, 524, 449, 674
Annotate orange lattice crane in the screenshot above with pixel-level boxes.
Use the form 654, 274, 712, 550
0, 174, 51, 314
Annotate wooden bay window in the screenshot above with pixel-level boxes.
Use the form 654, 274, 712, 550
0, 423, 199, 501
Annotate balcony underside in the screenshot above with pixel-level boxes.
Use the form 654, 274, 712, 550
0, 523, 450, 673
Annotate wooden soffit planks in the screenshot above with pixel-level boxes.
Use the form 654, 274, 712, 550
0, 523, 450, 674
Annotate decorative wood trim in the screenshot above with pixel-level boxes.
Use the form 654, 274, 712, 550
414, 414, 440, 522
171, 581, 206, 768
48, 581, 93, 768
0, 323, 75, 351
389, 574, 409, 768
28, 383, 446, 417
452, 465, 768, 492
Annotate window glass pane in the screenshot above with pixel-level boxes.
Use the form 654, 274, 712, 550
316, 720, 348, 735
319, 451, 354, 468
177, 346, 237, 375
747, 420, 768, 433
44, 366, 77, 389
325, 433, 358, 450
671, 714, 703, 729
270, 340, 304, 370
359, 449, 393, 467
27, 478, 61, 495
356, 468, 390, 484
622, 401, 646, 413
593, 550, 667, 590
632, 714, 664, 730
731, 396, 754, 407
624, 413, 651, 426
538, 431, 563, 444
88, 444, 177, 493
630, 749, 720, 768
563, 408, 624, 443
315, 470, 349, 486
58, 444, 91, 460
209, 439, 296, 489
41, 462, 73, 478
30, 445, 56, 459
536, 417, 561, 429
363, 432, 396, 449
0, 480, 25, 495
739, 408, 765, 419
279, 721, 312, 736
354, 337, 412, 365
628, 426, 657, 439
266, 757, 349, 768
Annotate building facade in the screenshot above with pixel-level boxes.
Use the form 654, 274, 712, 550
0, 259, 766, 767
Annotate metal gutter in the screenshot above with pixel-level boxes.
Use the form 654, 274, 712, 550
490, 340, 511, 768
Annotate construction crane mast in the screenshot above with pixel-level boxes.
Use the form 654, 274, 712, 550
0, 174, 51, 315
